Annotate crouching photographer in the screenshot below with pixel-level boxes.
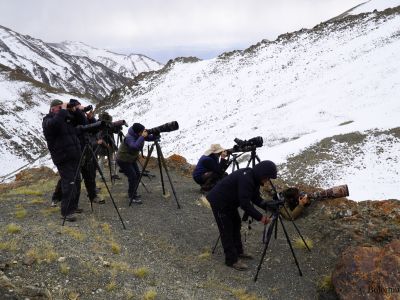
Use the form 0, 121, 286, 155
192, 144, 230, 193
206, 160, 278, 271
42, 99, 82, 221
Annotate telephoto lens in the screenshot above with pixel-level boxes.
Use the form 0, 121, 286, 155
147, 121, 179, 135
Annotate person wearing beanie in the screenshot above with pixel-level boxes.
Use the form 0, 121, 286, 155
206, 160, 278, 271
42, 99, 82, 222
192, 144, 229, 193
116, 123, 155, 204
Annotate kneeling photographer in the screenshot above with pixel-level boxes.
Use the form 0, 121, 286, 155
206, 160, 277, 271
192, 144, 229, 193
116, 123, 155, 204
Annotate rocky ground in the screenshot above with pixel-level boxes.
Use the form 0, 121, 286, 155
0, 156, 399, 300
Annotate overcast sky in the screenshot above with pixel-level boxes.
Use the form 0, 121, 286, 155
0, 0, 363, 63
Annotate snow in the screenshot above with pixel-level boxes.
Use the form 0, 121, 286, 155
348, 0, 400, 15
108, 9, 400, 201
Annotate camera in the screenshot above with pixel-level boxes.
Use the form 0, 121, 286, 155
227, 136, 264, 153
147, 121, 179, 135
76, 119, 127, 134
82, 105, 93, 112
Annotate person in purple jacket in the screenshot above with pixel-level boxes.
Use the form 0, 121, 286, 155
116, 123, 155, 204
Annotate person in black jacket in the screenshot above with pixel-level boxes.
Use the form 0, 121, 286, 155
192, 144, 229, 192
206, 160, 277, 271
42, 99, 82, 221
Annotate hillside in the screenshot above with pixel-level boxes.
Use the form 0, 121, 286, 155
101, 6, 400, 201
0, 159, 398, 299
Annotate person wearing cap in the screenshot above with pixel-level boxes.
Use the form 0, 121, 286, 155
192, 144, 229, 192
67, 99, 105, 205
96, 111, 117, 179
42, 99, 82, 221
206, 160, 277, 271
116, 123, 155, 204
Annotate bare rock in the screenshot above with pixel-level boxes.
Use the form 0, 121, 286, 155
332, 239, 400, 299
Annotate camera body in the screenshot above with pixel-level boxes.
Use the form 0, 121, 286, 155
77, 119, 127, 134
227, 136, 264, 153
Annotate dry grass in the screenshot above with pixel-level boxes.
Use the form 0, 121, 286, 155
15, 208, 27, 219
7, 186, 43, 196
133, 267, 149, 278
26, 244, 58, 264
232, 289, 260, 300
293, 237, 314, 250
198, 249, 211, 259
111, 261, 131, 272
60, 262, 70, 275
62, 227, 86, 241
6, 223, 22, 234
0, 239, 18, 251
143, 289, 157, 300
40, 207, 60, 216
29, 198, 46, 205
318, 274, 334, 291
110, 241, 121, 254
102, 222, 112, 235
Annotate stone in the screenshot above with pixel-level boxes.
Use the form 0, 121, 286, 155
332, 239, 400, 299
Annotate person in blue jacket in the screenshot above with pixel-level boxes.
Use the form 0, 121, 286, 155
206, 160, 277, 271
192, 144, 229, 192
116, 123, 155, 204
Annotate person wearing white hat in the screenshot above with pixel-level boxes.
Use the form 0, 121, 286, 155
192, 144, 229, 192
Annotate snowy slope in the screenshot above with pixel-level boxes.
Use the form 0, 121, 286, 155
0, 65, 92, 181
49, 41, 163, 79
333, 0, 400, 19
106, 7, 400, 200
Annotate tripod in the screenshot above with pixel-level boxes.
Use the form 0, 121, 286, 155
62, 135, 126, 229
253, 180, 310, 281
129, 136, 181, 208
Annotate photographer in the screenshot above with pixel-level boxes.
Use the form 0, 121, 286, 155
279, 187, 310, 220
116, 123, 155, 204
96, 112, 118, 178
68, 99, 105, 205
42, 99, 82, 221
192, 144, 229, 192
206, 160, 277, 271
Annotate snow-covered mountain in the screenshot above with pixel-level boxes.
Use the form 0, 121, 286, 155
49, 41, 163, 79
0, 63, 92, 181
103, 4, 400, 201
331, 0, 400, 20
0, 26, 163, 100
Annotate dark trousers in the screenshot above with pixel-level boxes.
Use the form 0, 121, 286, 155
196, 172, 221, 192
117, 160, 140, 198
81, 155, 97, 200
56, 159, 81, 216
211, 205, 243, 266
52, 179, 62, 202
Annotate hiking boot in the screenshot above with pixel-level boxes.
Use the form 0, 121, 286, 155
239, 253, 254, 260
62, 214, 77, 222
130, 196, 143, 205
230, 260, 248, 271
92, 196, 105, 204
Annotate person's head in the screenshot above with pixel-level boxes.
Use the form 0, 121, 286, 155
68, 98, 81, 108
253, 160, 277, 186
282, 187, 300, 210
99, 111, 113, 123
50, 99, 63, 114
204, 144, 225, 156
131, 123, 145, 135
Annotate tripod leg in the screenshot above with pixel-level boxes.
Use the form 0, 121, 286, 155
156, 146, 166, 195
62, 145, 87, 226
254, 214, 278, 282
88, 146, 126, 230
278, 215, 303, 276
282, 206, 311, 251
156, 142, 181, 209
130, 143, 155, 206
211, 235, 220, 254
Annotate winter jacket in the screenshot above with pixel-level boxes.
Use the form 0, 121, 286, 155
116, 127, 155, 162
192, 154, 228, 183
206, 168, 267, 221
42, 109, 81, 165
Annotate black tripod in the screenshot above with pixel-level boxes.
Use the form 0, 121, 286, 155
129, 136, 181, 208
62, 136, 126, 229
253, 180, 310, 281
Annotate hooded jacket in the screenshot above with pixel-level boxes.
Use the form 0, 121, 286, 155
116, 127, 155, 162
